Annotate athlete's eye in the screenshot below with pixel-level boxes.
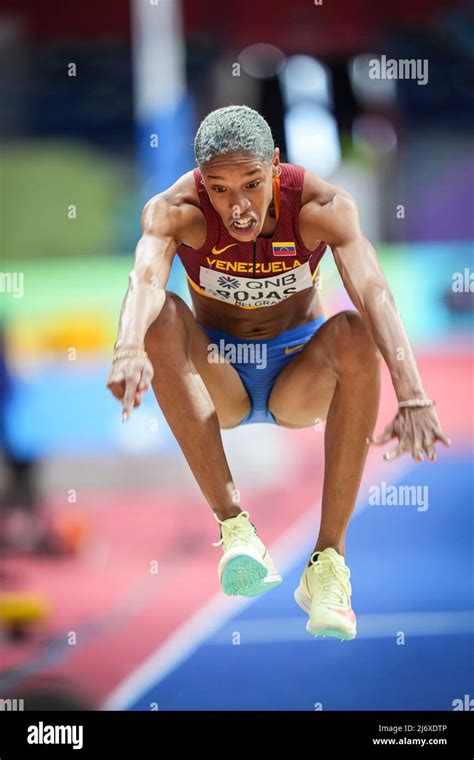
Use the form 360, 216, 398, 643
212, 186, 227, 193
246, 180, 261, 189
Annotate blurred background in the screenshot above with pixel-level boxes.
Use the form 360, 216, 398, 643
0, 0, 472, 711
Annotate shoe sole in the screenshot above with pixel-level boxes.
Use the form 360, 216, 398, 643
293, 587, 357, 641
221, 555, 282, 597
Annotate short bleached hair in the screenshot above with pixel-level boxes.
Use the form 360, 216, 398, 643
194, 105, 274, 167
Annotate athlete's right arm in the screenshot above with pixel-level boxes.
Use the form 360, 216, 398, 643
106, 196, 180, 420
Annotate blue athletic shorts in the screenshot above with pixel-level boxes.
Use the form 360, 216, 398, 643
203, 316, 326, 426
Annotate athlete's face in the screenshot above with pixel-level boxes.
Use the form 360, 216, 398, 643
201, 149, 280, 241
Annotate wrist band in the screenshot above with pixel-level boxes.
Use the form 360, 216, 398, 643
398, 398, 434, 408
112, 349, 148, 362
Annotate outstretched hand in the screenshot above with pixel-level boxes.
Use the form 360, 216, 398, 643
107, 355, 154, 422
368, 405, 451, 462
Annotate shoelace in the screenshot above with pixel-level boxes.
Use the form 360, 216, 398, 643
211, 510, 254, 550
310, 555, 351, 607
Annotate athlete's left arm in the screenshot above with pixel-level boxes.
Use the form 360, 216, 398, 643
319, 194, 450, 463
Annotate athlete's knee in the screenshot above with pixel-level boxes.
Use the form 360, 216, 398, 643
157, 291, 188, 326
144, 291, 187, 349
331, 310, 380, 374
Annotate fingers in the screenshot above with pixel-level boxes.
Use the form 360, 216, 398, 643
368, 424, 394, 446
384, 431, 450, 463
138, 365, 154, 392
128, 368, 153, 414
434, 431, 451, 447
425, 442, 437, 462
411, 428, 425, 461
374, 409, 451, 463
390, 433, 450, 463
107, 380, 126, 402
416, 431, 451, 462
107, 358, 154, 421
122, 372, 141, 421
383, 438, 410, 461
419, 432, 435, 462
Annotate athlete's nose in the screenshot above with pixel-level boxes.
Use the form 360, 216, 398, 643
230, 199, 250, 220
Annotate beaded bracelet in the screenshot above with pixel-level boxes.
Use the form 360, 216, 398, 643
398, 398, 435, 408
112, 349, 148, 363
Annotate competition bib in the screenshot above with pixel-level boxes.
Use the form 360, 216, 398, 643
199, 261, 315, 309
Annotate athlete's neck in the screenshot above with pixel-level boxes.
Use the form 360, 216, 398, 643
258, 198, 278, 238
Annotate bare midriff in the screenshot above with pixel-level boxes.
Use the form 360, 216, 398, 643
190, 286, 325, 340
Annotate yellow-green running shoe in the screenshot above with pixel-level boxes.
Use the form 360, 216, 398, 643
212, 510, 283, 597
294, 547, 357, 640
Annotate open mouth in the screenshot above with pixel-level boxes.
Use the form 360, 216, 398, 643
230, 217, 257, 236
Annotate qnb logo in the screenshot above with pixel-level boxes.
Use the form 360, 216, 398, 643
0, 698, 24, 711
452, 694, 474, 711
217, 275, 240, 289
27, 722, 84, 750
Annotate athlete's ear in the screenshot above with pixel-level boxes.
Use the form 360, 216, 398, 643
272, 147, 281, 176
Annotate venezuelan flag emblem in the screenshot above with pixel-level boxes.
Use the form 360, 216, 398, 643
272, 241, 296, 256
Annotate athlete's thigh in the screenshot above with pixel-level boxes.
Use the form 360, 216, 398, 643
268, 318, 338, 428
168, 295, 251, 428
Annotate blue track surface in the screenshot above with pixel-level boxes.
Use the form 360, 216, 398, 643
128, 453, 473, 710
